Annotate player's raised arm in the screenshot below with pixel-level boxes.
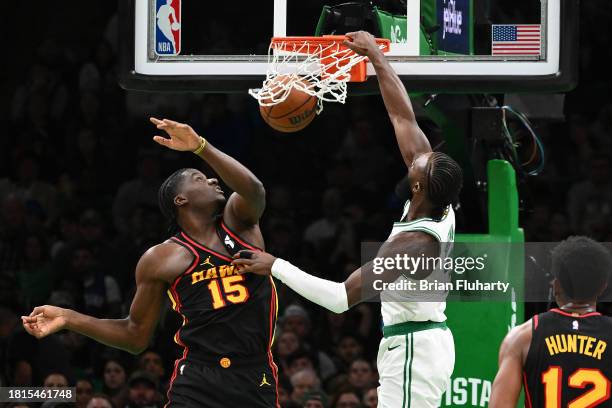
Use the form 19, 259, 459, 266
150, 118, 265, 226
232, 232, 437, 310
489, 321, 532, 408
21, 242, 188, 355
343, 31, 431, 168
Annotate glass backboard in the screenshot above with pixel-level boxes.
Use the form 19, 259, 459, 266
119, 0, 577, 93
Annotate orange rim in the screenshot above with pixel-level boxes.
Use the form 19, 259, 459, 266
270, 35, 390, 53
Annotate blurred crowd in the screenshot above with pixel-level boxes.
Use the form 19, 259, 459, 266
2, 1, 612, 408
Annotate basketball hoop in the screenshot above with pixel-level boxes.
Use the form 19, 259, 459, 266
249, 35, 390, 110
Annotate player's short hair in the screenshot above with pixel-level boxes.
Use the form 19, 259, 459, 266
426, 152, 463, 218
551, 236, 611, 302
158, 168, 189, 234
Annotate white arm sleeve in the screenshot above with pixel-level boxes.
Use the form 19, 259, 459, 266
271, 258, 349, 314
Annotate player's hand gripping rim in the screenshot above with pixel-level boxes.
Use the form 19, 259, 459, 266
231, 250, 277, 276
342, 31, 382, 58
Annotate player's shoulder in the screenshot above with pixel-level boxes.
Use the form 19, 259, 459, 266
499, 320, 533, 361
137, 240, 194, 282
390, 230, 438, 244
386, 230, 437, 248
381, 231, 439, 260
505, 320, 532, 343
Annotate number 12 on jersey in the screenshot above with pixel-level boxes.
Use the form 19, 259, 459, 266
208, 275, 250, 309
542, 366, 611, 408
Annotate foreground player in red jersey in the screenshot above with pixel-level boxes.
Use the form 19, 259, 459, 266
490, 236, 612, 408
22, 118, 280, 407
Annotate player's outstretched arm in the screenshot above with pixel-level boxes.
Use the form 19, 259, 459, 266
21, 243, 182, 355
150, 118, 265, 225
489, 321, 532, 408
232, 232, 436, 311
343, 31, 432, 168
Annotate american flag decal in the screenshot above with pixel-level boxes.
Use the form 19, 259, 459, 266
492, 25, 541, 55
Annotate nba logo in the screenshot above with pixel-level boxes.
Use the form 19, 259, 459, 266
155, 0, 181, 55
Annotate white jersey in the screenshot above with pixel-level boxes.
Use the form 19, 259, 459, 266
380, 200, 455, 325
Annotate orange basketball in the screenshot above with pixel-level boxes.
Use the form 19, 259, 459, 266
259, 76, 318, 133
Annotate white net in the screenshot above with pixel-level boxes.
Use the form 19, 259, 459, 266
249, 39, 370, 110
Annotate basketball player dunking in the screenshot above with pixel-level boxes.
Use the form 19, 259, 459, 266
22, 118, 280, 408
490, 236, 612, 408
233, 31, 463, 408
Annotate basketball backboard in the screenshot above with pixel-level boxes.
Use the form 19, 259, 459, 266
119, 0, 578, 93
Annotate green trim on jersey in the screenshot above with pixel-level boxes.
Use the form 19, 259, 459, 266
408, 333, 414, 407
383, 320, 448, 338
402, 334, 415, 408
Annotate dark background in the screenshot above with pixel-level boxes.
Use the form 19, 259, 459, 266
2, 1, 612, 408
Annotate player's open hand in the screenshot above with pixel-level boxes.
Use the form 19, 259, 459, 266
232, 250, 277, 276
150, 117, 202, 152
343, 31, 381, 57
21, 305, 68, 339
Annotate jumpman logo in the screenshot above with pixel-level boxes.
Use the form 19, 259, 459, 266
200, 256, 214, 268
260, 373, 271, 387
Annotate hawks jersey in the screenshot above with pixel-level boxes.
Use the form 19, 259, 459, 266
166, 219, 278, 367
524, 309, 612, 408
380, 200, 455, 325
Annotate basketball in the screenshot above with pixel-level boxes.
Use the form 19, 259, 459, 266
171, 22, 180, 31
259, 76, 317, 133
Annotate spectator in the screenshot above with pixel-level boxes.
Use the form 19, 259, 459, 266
334, 334, 365, 372
86, 394, 115, 408
347, 359, 376, 394
278, 374, 294, 407
286, 349, 319, 378
301, 390, 329, 408
101, 359, 128, 408
281, 304, 311, 341
275, 330, 301, 373
362, 387, 377, 408
50, 212, 80, 259
43, 372, 68, 387
1, 155, 60, 229
125, 371, 162, 408
137, 350, 166, 391
76, 378, 95, 408
330, 389, 361, 408
291, 369, 321, 404
138, 350, 164, 380
65, 244, 122, 318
